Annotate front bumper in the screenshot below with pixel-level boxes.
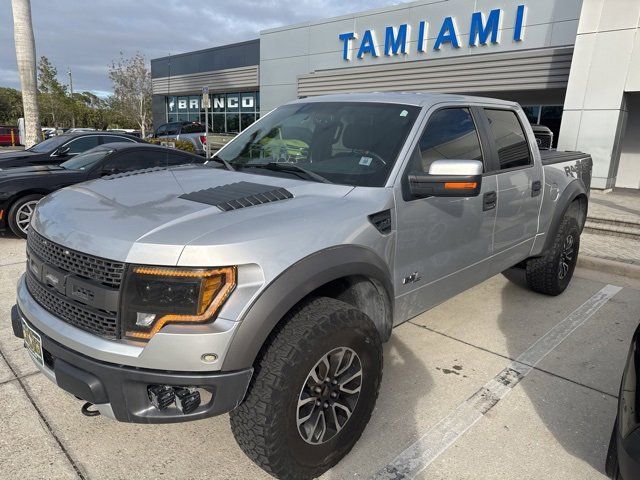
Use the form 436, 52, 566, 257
12, 305, 253, 423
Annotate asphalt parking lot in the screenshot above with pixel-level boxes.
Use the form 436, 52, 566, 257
1, 234, 639, 480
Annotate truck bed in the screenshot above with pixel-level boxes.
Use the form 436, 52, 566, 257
540, 149, 591, 166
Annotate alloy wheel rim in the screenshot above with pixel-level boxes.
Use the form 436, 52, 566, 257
558, 234, 575, 280
296, 346, 363, 445
15, 200, 39, 235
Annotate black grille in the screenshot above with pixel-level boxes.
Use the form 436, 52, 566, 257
27, 230, 125, 288
26, 272, 119, 339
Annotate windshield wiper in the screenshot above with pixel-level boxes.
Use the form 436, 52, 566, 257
246, 162, 332, 184
207, 155, 235, 171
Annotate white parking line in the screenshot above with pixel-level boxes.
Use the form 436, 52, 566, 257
371, 284, 622, 480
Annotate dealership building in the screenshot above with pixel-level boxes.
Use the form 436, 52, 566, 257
151, 0, 640, 189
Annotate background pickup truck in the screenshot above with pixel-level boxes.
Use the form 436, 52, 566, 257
12, 93, 592, 480
153, 121, 209, 155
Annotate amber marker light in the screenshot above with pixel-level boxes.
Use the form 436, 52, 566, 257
124, 266, 236, 340
444, 182, 478, 190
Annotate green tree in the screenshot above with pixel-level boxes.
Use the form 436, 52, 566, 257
37, 55, 71, 127
0, 87, 23, 124
108, 52, 152, 137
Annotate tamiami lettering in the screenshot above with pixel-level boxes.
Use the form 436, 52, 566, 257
338, 4, 527, 61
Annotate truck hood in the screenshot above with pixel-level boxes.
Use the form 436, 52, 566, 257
32, 164, 356, 264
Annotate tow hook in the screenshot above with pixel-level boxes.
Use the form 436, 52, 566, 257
81, 402, 100, 417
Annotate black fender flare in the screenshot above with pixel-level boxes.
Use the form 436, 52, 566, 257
221, 245, 394, 371
541, 179, 588, 254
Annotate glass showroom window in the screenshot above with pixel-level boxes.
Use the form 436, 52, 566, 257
522, 104, 564, 147
166, 95, 203, 123
166, 91, 259, 133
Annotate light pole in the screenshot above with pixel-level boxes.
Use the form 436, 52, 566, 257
68, 67, 75, 128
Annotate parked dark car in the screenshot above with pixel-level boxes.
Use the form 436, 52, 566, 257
607, 323, 640, 480
0, 143, 205, 238
0, 132, 145, 170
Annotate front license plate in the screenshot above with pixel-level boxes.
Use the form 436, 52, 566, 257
22, 320, 43, 367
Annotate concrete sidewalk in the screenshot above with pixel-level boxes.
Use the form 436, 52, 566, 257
579, 189, 640, 276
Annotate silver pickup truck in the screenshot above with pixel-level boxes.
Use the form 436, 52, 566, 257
12, 93, 592, 479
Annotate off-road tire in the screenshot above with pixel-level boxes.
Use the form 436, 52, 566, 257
230, 297, 383, 480
525, 215, 580, 296
8, 194, 43, 239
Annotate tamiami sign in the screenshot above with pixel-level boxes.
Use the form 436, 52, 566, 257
338, 4, 527, 61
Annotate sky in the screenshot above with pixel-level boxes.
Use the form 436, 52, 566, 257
2, 0, 401, 97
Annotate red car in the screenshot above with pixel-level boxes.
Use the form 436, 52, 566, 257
0, 125, 20, 146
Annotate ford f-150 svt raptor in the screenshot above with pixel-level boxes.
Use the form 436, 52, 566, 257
11, 93, 592, 479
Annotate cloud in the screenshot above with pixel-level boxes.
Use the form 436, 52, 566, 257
1, 0, 400, 94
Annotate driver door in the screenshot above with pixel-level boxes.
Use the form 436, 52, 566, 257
393, 106, 497, 322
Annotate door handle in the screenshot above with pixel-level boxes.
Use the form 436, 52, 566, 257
483, 191, 497, 211
531, 180, 542, 197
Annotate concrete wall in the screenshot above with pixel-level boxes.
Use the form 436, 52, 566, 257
259, 0, 583, 113
558, 0, 640, 189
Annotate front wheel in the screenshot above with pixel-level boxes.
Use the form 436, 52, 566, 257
525, 215, 580, 296
230, 297, 383, 480
8, 194, 43, 239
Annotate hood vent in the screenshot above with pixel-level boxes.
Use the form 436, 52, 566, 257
179, 181, 294, 211
369, 210, 392, 234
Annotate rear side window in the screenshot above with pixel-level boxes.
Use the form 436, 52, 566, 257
102, 150, 160, 173
484, 109, 531, 170
413, 108, 483, 173
180, 123, 205, 134
161, 151, 199, 166
101, 135, 135, 144
65, 136, 100, 154
165, 123, 180, 136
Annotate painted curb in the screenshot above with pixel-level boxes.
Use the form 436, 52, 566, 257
578, 255, 640, 280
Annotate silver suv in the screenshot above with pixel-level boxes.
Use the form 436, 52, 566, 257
13, 93, 592, 479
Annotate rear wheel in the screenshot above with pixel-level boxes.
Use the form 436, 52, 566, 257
8, 194, 43, 239
230, 297, 383, 480
525, 215, 580, 296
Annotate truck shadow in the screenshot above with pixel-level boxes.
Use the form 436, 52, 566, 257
325, 334, 432, 479
497, 270, 618, 476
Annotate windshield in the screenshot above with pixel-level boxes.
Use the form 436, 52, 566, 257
61, 146, 113, 170
28, 135, 70, 153
217, 102, 420, 187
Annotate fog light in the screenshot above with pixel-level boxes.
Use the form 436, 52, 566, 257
174, 387, 201, 414
136, 312, 156, 327
147, 385, 175, 410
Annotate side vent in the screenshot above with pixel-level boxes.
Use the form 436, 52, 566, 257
179, 181, 294, 211
368, 210, 392, 234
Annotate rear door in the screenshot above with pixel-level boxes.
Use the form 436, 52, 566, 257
480, 107, 543, 272
393, 105, 498, 322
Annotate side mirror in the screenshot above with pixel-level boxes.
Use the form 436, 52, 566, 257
53, 146, 71, 157
409, 159, 483, 198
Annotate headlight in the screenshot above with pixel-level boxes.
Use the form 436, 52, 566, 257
121, 265, 236, 341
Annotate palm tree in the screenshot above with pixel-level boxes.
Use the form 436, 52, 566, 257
11, 0, 41, 148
